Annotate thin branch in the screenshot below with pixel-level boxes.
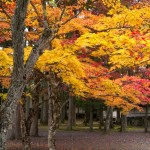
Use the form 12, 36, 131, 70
60, 99, 69, 112
58, 0, 66, 22
41, 0, 49, 28
61, 7, 83, 25
30, 1, 43, 26
85, 25, 133, 33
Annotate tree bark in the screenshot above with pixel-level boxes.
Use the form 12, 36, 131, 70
14, 103, 22, 139
20, 97, 31, 150
60, 104, 66, 123
40, 95, 48, 125
47, 72, 62, 150
30, 98, 39, 137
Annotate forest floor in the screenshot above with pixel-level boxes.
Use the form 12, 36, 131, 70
7, 126, 150, 150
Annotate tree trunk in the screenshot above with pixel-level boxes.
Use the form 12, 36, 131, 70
68, 95, 75, 130
0, 84, 25, 150
89, 100, 93, 132
30, 98, 39, 137
120, 114, 127, 132
72, 98, 76, 126
20, 98, 31, 150
14, 103, 22, 139
60, 105, 66, 123
116, 108, 121, 124
110, 108, 114, 129
84, 105, 90, 126
47, 72, 62, 150
145, 104, 149, 132
40, 95, 48, 125
104, 106, 113, 133
98, 104, 104, 129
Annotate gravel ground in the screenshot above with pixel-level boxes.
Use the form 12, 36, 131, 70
7, 130, 150, 150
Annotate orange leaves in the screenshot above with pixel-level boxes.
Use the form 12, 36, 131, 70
0, 76, 10, 88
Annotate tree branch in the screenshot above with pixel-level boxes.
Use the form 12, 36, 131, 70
84, 25, 133, 33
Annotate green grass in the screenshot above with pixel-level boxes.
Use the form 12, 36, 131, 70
39, 120, 145, 132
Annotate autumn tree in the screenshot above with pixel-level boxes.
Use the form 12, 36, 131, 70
0, 0, 90, 149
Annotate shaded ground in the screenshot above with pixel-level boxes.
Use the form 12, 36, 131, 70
8, 130, 150, 150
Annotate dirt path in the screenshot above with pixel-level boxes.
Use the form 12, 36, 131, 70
8, 130, 150, 150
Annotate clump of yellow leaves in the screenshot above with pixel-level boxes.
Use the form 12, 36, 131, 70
0, 49, 12, 76
36, 47, 89, 96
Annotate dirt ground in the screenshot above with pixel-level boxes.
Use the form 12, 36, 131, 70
7, 130, 150, 150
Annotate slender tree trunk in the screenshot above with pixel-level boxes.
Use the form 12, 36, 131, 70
116, 108, 121, 124
40, 95, 48, 125
110, 108, 114, 129
20, 98, 31, 150
68, 95, 74, 130
120, 114, 127, 132
98, 104, 104, 129
104, 106, 113, 133
84, 105, 90, 126
89, 100, 93, 132
47, 72, 62, 150
72, 98, 76, 126
60, 105, 66, 123
30, 98, 39, 137
145, 104, 149, 132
